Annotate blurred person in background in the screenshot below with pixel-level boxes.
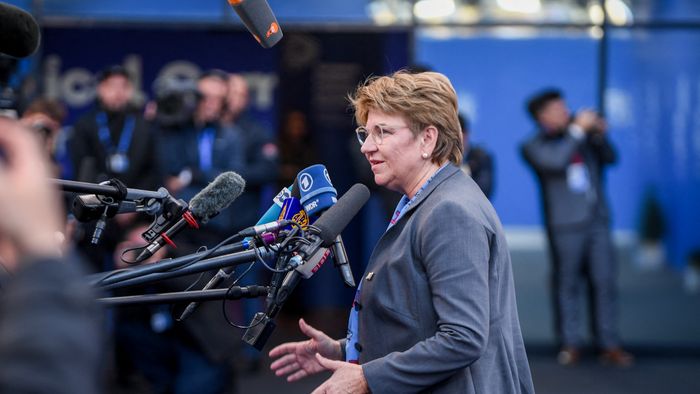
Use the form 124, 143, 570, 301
220, 73, 277, 230
521, 88, 633, 367
219, 73, 278, 372
157, 69, 245, 394
0, 116, 103, 393
110, 221, 184, 393
19, 97, 67, 176
277, 109, 316, 190
458, 113, 494, 199
68, 65, 161, 272
70, 65, 160, 190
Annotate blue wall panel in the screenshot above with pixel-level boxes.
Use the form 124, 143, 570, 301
415, 30, 601, 227
417, 29, 700, 268
608, 30, 700, 268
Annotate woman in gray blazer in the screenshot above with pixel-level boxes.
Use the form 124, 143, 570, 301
269, 71, 534, 393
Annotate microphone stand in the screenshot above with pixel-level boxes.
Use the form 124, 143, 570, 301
98, 285, 269, 306
52, 178, 169, 201
89, 234, 278, 287
96, 247, 278, 291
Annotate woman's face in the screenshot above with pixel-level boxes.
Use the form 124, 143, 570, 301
360, 109, 426, 195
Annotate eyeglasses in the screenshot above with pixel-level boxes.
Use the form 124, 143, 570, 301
355, 124, 409, 146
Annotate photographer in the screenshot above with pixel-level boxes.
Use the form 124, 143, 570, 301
520, 89, 633, 367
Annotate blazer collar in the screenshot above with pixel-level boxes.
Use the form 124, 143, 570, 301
394, 163, 460, 222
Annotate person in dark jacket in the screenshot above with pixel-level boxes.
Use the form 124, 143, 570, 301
0, 116, 103, 394
458, 113, 494, 199
521, 88, 633, 367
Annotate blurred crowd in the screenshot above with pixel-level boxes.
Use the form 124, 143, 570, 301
4, 64, 290, 394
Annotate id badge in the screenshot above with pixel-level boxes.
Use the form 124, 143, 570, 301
567, 162, 590, 193
108, 153, 130, 174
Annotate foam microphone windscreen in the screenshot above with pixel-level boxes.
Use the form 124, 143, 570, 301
313, 184, 370, 246
228, 0, 283, 48
0, 3, 40, 58
189, 172, 245, 223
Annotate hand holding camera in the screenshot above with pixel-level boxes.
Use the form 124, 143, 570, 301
573, 109, 607, 135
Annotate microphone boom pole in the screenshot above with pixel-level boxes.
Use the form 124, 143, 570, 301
52, 178, 169, 201
98, 285, 269, 306
96, 246, 278, 291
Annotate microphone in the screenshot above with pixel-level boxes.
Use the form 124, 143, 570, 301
0, 3, 40, 58
227, 0, 283, 48
135, 172, 245, 263
297, 164, 337, 218
276, 183, 369, 301
177, 183, 294, 321
277, 196, 309, 231
243, 184, 370, 349
295, 164, 354, 287
330, 235, 355, 287
248, 183, 293, 228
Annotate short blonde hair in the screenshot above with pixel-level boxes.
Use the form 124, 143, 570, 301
349, 70, 463, 165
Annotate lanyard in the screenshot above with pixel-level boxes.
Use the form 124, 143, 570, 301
388, 163, 448, 230
198, 127, 216, 172
96, 112, 135, 155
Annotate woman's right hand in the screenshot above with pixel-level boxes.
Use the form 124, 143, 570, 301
269, 318, 342, 382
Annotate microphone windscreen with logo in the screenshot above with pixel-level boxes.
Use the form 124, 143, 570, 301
297, 164, 337, 218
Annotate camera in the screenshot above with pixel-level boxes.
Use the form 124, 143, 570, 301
152, 76, 200, 128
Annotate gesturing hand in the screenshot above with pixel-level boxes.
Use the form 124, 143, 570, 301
311, 353, 369, 394
269, 318, 342, 382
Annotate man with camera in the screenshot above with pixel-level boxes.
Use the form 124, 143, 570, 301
521, 89, 633, 367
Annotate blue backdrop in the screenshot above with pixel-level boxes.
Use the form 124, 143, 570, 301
416, 28, 700, 269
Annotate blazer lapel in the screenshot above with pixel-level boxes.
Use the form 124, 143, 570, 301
400, 164, 460, 217
379, 163, 460, 237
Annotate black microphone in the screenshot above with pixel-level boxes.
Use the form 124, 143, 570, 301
0, 3, 40, 58
135, 172, 245, 262
176, 183, 294, 321
227, 0, 283, 48
275, 183, 370, 304
330, 235, 355, 287
243, 184, 370, 350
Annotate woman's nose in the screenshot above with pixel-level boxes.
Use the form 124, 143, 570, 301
360, 137, 376, 154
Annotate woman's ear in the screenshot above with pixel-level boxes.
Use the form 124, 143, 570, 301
422, 125, 438, 151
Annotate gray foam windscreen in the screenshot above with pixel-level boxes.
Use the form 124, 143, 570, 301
189, 172, 245, 223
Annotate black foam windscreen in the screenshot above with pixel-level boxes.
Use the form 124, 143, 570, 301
313, 183, 370, 246
291, 176, 300, 199
189, 171, 245, 223
0, 3, 40, 58
228, 0, 283, 48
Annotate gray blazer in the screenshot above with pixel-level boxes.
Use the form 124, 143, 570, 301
355, 164, 534, 393
520, 130, 617, 230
